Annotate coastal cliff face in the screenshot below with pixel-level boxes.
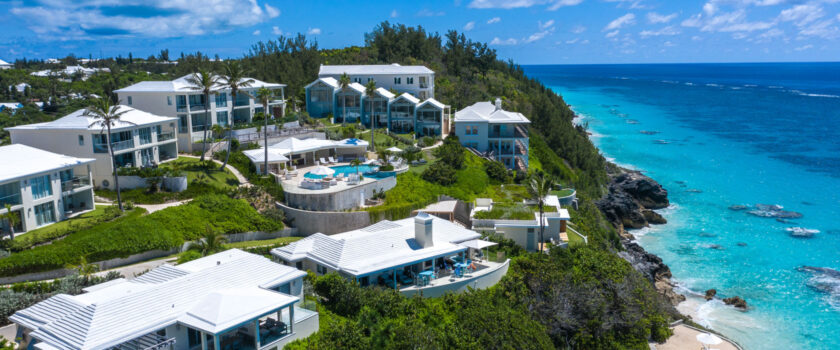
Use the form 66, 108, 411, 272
619, 240, 686, 306
596, 170, 670, 234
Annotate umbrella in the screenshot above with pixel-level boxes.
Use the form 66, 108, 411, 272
696, 333, 722, 347
310, 165, 336, 176
386, 146, 403, 153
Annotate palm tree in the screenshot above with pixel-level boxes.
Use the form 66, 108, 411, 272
255, 87, 275, 175
211, 124, 224, 141
218, 61, 254, 171
1, 204, 20, 240
338, 73, 351, 126
349, 158, 362, 176
187, 224, 228, 256
527, 172, 554, 253
364, 80, 377, 152
186, 68, 221, 161
85, 98, 131, 211
66, 256, 99, 280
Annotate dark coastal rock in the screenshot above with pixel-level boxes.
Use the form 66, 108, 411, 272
707, 244, 724, 250
736, 242, 748, 247
729, 205, 748, 211
723, 296, 748, 310
643, 210, 667, 224
686, 189, 703, 193
640, 130, 660, 135
705, 289, 717, 300
596, 189, 649, 230
619, 240, 686, 306
746, 204, 803, 219
611, 172, 670, 210
698, 232, 717, 237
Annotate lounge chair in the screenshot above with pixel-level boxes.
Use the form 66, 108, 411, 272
320, 157, 328, 165
336, 173, 344, 181
328, 156, 338, 164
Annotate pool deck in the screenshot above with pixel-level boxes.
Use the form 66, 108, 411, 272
400, 259, 510, 298
279, 162, 383, 195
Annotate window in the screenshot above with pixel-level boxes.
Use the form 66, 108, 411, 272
191, 114, 207, 132
215, 92, 227, 107
127, 96, 132, 105
78, 135, 84, 145
187, 328, 201, 348
216, 111, 229, 126
316, 264, 328, 275
34, 202, 56, 226
394, 77, 401, 84
177, 114, 188, 133
465, 126, 479, 135
295, 261, 303, 270
167, 96, 172, 106
188, 94, 206, 110
138, 127, 152, 145
176, 95, 187, 112
407, 77, 414, 84
30, 175, 53, 200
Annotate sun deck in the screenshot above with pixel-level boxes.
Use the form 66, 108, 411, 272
400, 259, 510, 298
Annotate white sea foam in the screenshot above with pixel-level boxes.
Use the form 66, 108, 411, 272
796, 92, 840, 98
706, 83, 722, 87
684, 82, 695, 86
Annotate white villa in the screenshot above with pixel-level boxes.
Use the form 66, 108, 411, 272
272, 213, 509, 298
30, 66, 109, 80
10, 249, 319, 350
0, 59, 12, 70
10, 82, 29, 94
115, 75, 286, 151
0, 144, 94, 236
454, 98, 530, 170
8, 106, 178, 189
305, 65, 449, 137
242, 137, 369, 173
471, 195, 573, 251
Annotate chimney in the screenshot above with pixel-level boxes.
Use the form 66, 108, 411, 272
414, 212, 434, 248
494, 98, 502, 111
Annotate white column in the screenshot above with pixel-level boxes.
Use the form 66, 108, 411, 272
254, 319, 260, 349
289, 305, 295, 334
200, 331, 207, 350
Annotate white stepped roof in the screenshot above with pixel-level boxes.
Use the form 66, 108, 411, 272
454, 101, 530, 124
418, 98, 446, 109
0, 144, 94, 183
374, 87, 395, 99
114, 74, 284, 93
393, 93, 420, 104
304, 77, 338, 89
319, 63, 434, 76
272, 215, 480, 276
7, 106, 176, 132
243, 148, 290, 163
13, 249, 305, 350
0, 59, 11, 66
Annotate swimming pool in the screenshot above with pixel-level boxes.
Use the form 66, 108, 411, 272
304, 164, 394, 179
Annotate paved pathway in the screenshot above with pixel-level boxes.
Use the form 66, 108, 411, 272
180, 154, 250, 186
94, 256, 178, 280
652, 324, 740, 350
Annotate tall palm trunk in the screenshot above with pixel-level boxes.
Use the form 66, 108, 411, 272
538, 203, 545, 251
370, 98, 375, 151
220, 91, 235, 171
263, 100, 269, 175
342, 94, 347, 126
107, 124, 123, 211
200, 92, 210, 161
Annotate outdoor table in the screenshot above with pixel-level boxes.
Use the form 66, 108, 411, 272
419, 270, 435, 285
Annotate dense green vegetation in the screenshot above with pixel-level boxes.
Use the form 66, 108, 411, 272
3, 205, 121, 252
0, 195, 281, 276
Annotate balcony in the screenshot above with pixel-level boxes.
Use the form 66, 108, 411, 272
93, 139, 135, 153
157, 131, 175, 142
61, 175, 91, 192
419, 83, 429, 88
176, 105, 188, 112
489, 125, 529, 139
0, 193, 22, 207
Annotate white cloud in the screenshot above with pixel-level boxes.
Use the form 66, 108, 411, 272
605, 30, 620, 37
464, 21, 476, 31
703, 2, 717, 16
253, 30, 261, 35
795, 44, 813, 51
778, 4, 824, 27
540, 19, 555, 29
682, 8, 776, 33
10, 0, 280, 40
307, 27, 321, 35
647, 12, 677, 24
264, 3, 280, 18
798, 19, 840, 39
639, 25, 680, 37
581, 39, 589, 44
565, 38, 579, 43
525, 30, 550, 42
390, 9, 398, 18
571, 25, 586, 33
417, 9, 446, 17
272, 26, 283, 35
490, 37, 518, 45
468, 0, 582, 10
663, 40, 675, 46
604, 13, 636, 31
692, 35, 702, 40
487, 17, 501, 24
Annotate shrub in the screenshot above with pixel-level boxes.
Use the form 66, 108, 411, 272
434, 135, 465, 169
116, 166, 184, 178
484, 160, 508, 182
8, 206, 124, 252
378, 164, 394, 171
421, 161, 456, 185
177, 250, 202, 264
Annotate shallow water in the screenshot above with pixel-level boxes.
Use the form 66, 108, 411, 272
525, 63, 840, 350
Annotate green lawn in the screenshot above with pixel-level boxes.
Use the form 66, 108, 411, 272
567, 228, 587, 246
160, 157, 239, 190
10, 205, 118, 251
224, 236, 301, 249
406, 149, 435, 174
551, 189, 575, 198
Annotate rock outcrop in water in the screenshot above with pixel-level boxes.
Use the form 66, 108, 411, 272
723, 296, 748, 310
619, 240, 685, 306
705, 289, 717, 300
597, 170, 669, 235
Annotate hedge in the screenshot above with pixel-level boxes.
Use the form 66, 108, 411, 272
0, 195, 282, 277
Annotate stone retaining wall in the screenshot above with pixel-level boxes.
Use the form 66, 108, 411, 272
284, 176, 396, 212
277, 202, 371, 235
118, 175, 188, 192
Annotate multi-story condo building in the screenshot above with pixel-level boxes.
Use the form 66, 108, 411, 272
305, 65, 448, 137
8, 106, 178, 189
0, 144, 94, 235
11, 249, 319, 350
317, 64, 435, 99
454, 98, 530, 170
114, 74, 286, 151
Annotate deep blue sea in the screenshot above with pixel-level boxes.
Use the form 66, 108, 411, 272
524, 63, 840, 350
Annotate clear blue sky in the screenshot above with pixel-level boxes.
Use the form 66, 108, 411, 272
1, 0, 838, 64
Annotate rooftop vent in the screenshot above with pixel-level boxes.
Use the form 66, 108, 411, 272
414, 212, 434, 248
494, 98, 502, 111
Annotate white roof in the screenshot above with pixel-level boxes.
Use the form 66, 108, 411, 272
0, 102, 23, 110
393, 93, 420, 104
272, 215, 480, 276
0, 59, 10, 66
386, 146, 403, 153
304, 77, 338, 89
418, 98, 446, 109
374, 87, 395, 99
12, 249, 305, 350
319, 63, 434, 76
459, 239, 497, 250
246, 137, 367, 166
270, 137, 337, 154
454, 101, 530, 124
0, 144, 94, 183
243, 148, 289, 163
114, 74, 284, 93
7, 106, 176, 132
30, 66, 108, 77
419, 200, 458, 213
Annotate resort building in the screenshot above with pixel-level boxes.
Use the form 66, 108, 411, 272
243, 137, 369, 173
318, 64, 435, 99
8, 106, 178, 189
30, 65, 109, 80
272, 213, 509, 298
454, 98, 530, 170
0, 144, 94, 236
0, 59, 11, 70
304, 79, 449, 137
114, 74, 286, 151
471, 195, 574, 251
10, 249, 319, 350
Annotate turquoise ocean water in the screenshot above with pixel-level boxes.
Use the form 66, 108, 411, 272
524, 63, 840, 349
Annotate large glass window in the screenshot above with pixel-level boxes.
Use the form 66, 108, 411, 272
216, 111, 229, 126
215, 92, 227, 107
114, 152, 134, 168
138, 127, 152, 145
30, 175, 53, 200
191, 114, 208, 132
0, 182, 21, 206
34, 202, 56, 226
178, 114, 188, 133
176, 95, 187, 112
234, 93, 250, 107
189, 94, 206, 110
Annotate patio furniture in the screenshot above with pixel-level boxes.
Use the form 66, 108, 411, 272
336, 173, 344, 181
330, 179, 337, 186
319, 157, 328, 165
328, 156, 338, 164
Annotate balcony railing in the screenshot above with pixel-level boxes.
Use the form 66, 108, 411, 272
157, 131, 175, 142
61, 175, 91, 192
176, 105, 188, 112
93, 139, 135, 153
0, 193, 22, 207
192, 125, 208, 133
419, 83, 429, 88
